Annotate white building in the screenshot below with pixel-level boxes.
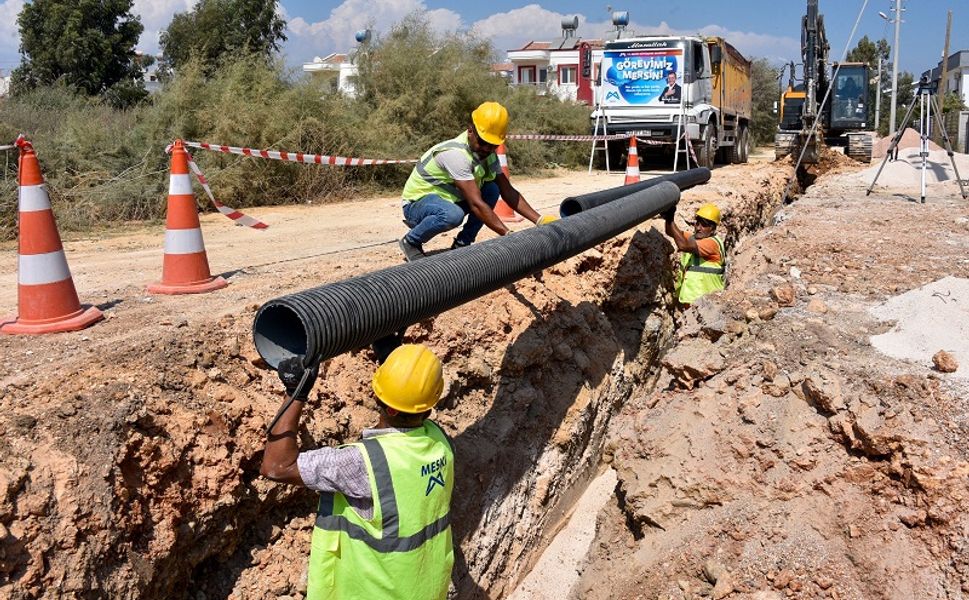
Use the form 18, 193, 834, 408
303, 53, 358, 96
921, 50, 969, 152
0, 73, 10, 98
505, 26, 604, 105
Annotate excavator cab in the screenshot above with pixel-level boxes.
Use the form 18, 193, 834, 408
827, 63, 869, 131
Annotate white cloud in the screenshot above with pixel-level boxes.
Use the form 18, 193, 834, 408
283, 0, 461, 63
472, 7, 798, 64
0, 0, 25, 71
132, 0, 195, 55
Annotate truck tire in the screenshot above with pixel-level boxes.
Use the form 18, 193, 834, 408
730, 126, 750, 164
696, 124, 717, 169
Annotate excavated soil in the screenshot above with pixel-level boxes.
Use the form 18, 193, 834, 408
3, 151, 966, 600
569, 158, 969, 599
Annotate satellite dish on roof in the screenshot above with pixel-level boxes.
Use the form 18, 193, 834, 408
354, 29, 371, 44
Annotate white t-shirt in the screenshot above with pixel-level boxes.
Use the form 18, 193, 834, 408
434, 149, 475, 181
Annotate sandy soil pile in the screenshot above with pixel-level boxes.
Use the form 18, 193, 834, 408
570, 162, 969, 599
853, 147, 969, 192
872, 128, 943, 159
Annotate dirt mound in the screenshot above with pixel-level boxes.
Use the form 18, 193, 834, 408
873, 127, 943, 159
853, 147, 969, 192
571, 167, 969, 600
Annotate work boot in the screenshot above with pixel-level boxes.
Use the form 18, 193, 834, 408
450, 239, 470, 250
398, 237, 425, 262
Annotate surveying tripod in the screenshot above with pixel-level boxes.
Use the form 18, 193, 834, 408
866, 76, 968, 203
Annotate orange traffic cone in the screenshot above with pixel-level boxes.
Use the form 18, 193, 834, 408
148, 140, 227, 295
493, 144, 523, 223
624, 136, 641, 185
1, 138, 103, 335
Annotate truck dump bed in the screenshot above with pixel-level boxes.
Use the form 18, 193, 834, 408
710, 38, 752, 121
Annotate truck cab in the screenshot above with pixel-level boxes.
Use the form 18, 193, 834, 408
591, 35, 751, 168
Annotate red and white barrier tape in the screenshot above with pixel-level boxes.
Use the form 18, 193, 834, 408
9, 134, 29, 152
166, 142, 268, 229
184, 141, 417, 166
506, 133, 630, 142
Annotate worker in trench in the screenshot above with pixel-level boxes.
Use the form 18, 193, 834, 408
260, 341, 455, 600
663, 202, 726, 305
397, 100, 558, 261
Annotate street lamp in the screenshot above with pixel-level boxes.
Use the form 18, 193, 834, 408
879, 3, 904, 136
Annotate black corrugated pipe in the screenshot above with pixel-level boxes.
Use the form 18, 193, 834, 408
559, 167, 710, 217
252, 181, 681, 368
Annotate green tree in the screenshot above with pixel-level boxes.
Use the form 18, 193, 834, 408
12, 0, 145, 104
160, 0, 287, 74
750, 57, 781, 145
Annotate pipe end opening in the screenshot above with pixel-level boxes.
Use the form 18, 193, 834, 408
253, 304, 310, 369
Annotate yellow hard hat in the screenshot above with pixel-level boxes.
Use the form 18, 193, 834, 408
695, 203, 721, 224
471, 101, 509, 146
372, 344, 444, 414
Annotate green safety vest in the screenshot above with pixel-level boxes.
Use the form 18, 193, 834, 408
306, 421, 455, 600
676, 235, 726, 305
402, 131, 500, 203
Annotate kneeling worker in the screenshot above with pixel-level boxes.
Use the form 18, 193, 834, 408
663, 203, 726, 305
398, 101, 556, 261
261, 344, 454, 600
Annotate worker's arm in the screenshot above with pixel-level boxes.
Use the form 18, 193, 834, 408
664, 212, 699, 253
261, 395, 306, 485
494, 172, 542, 223
260, 358, 319, 486
455, 179, 510, 235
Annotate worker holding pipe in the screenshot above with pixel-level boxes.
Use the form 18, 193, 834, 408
398, 101, 557, 261
261, 343, 454, 600
663, 203, 726, 305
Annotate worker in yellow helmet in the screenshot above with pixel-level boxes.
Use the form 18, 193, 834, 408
398, 101, 558, 261
261, 343, 454, 599
662, 202, 726, 305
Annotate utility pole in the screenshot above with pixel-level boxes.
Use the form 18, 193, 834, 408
939, 11, 952, 98
875, 56, 882, 130
889, 0, 903, 137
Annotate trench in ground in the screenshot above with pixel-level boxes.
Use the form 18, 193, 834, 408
500, 168, 800, 598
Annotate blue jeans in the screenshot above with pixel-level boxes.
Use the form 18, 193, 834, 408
402, 181, 500, 246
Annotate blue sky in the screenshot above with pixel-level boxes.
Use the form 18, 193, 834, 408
0, 0, 963, 77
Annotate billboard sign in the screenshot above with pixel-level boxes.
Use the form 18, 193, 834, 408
600, 47, 683, 107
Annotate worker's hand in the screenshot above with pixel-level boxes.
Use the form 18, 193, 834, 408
661, 205, 677, 222
371, 330, 404, 365
536, 214, 559, 226
277, 356, 319, 401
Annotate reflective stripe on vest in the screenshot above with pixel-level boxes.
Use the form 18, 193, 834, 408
402, 131, 499, 203
314, 436, 452, 551
677, 235, 726, 304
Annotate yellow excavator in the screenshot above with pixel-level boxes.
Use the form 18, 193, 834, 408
774, 0, 874, 163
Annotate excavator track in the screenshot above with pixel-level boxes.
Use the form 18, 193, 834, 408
846, 132, 874, 163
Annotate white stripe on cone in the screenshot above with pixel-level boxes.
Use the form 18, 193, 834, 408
169, 174, 194, 195
164, 228, 206, 254
19, 250, 72, 285
19, 184, 52, 212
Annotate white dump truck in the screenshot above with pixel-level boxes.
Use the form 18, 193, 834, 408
591, 35, 752, 168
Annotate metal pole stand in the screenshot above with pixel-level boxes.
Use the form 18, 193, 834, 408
866, 76, 968, 202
